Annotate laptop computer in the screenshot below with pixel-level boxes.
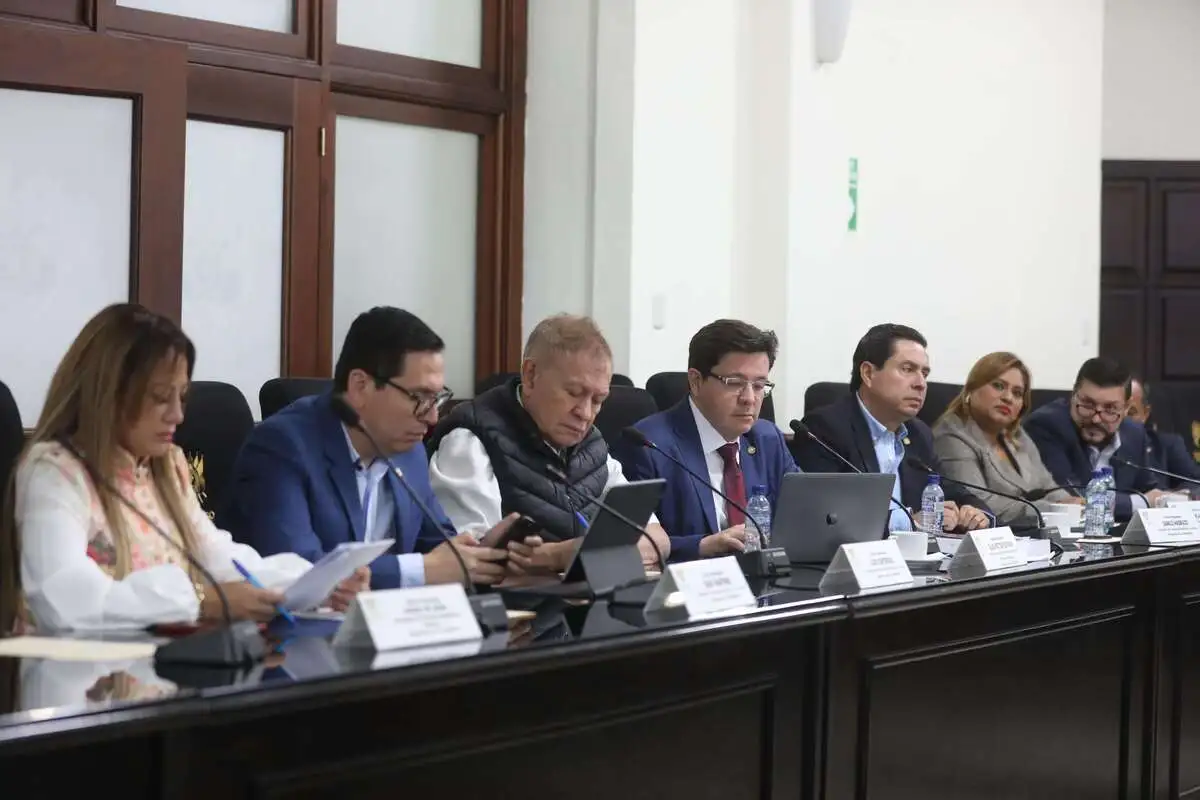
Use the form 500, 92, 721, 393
772, 472, 896, 564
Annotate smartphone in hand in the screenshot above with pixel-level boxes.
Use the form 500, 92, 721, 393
484, 515, 542, 550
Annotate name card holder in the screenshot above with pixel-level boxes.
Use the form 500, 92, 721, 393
948, 527, 1024, 578
644, 556, 757, 617
1121, 507, 1200, 547
818, 540, 913, 594
332, 585, 483, 652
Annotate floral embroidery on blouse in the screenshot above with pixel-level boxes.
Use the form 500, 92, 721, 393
24, 442, 196, 578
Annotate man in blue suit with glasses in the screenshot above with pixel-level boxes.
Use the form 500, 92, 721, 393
613, 320, 798, 562
220, 306, 517, 591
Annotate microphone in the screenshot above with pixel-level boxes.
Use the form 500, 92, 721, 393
620, 427, 789, 577
59, 440, 264, 668
788, 420, 919, 532
545, 464, 666, 575
1111, 456, 1200, 490
1028, 482, 1149, 508
330, 396, 508, 633
906, 457, 1062, 546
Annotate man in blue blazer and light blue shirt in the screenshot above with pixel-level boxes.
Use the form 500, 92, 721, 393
220, 307, 516, 591
614, 320, 799, 562
1024, 357, 1163, 522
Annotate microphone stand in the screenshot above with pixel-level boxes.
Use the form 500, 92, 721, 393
330, 396, 508, 634
60, 440, 264, 669
1112, 456, 1200, 491
907, 458, 1063, 553
788, 420, 920, 531
621, 427, 790, 578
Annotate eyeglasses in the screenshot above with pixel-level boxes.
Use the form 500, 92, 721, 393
381, 378, 454, 417
707, 372, 775, 397
1073, 395, 1123, 423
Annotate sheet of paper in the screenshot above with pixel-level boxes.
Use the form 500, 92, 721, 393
0, 636, 157, 662
283, 539, 395, 611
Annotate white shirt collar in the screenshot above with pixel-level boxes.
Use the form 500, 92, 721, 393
689, 397, 739, 458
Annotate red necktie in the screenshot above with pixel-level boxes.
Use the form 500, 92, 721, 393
717, 442, 746, 527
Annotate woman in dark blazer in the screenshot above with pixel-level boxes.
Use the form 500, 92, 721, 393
933, 352, 1081, 527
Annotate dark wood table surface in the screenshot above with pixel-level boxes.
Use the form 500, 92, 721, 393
1, 541, 1197, 799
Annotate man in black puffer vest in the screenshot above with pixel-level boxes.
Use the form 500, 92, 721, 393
429, 315, 669, 576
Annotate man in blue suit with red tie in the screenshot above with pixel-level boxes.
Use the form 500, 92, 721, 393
614, 320, 798, 561
219, 307, 516, 591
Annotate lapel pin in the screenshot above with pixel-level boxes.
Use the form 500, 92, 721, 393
746, 444, 757, 456
901, 436, 911, 446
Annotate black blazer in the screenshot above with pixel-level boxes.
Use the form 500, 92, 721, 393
791, 393, 991, 517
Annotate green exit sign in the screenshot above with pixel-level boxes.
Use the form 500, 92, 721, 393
848, 157, 858, 232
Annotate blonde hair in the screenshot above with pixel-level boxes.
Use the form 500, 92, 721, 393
1, 304, 201, 632
523, 314, 612, 363
940, 351, 1032, 441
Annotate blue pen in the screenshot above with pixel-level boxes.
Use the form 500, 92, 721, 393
575, 511, 589, 530
232, 559, 296, 626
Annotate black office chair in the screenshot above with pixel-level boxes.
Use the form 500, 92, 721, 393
645, 370, 775, 422
475, 372, 518, 396
802, 382, 849, 416
1029, 387, 1071, 413
0, 380, 23, 515
611, 373, 634, 388
645, 372, 688, 412
594, 387, 659, 448
259, 377, 332, 419
174, 382, 254, 518
918, 382, 963, 427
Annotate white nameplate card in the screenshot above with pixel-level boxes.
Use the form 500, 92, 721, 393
952, 527, 1024, 572
818, 540, 913, 593
1163, 496, 1197, 508
1121, 507, 1200, 547
332, 585, 482, 652
644, 556, 756, 617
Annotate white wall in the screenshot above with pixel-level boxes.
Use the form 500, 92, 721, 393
1103, 0, 1200, 160
523, 0, 597, 345
524, 0, 1106, 422
627, 0, 739, 383
787, 0, 1105, 404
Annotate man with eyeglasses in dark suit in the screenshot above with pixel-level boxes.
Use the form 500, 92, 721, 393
1024, 357, 1164, 521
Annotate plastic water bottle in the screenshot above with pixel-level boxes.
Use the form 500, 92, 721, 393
1101, 466, 1116, 530
744, 485, 771, 552
1084, 470, 1107, 537
919, 475, 945, 533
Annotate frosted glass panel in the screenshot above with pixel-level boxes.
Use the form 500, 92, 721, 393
181, 121, 285, 421
0, 89, 133, 425
333, 115, 478, 396
116, 0, 293, 32
337, 0, 482, 68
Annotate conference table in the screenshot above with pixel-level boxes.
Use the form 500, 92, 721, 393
2, 541, 1198, 799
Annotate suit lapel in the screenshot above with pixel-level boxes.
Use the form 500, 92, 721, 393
320, 396, 365, 542
740, 433, 763, 496
669, 401, 719, 534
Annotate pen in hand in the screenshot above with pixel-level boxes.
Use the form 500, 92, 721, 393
231, 559, 296, 626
